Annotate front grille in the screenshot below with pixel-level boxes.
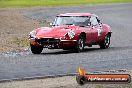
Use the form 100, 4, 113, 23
37, 38, 60, 44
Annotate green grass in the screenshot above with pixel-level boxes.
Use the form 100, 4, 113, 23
0, 0, 132, 8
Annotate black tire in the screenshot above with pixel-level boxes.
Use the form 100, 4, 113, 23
74, 35, 85, 53
30, 44, 43, 54
99, 34, 110, 49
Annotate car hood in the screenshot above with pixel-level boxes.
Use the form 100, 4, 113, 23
35, 26, 77, 39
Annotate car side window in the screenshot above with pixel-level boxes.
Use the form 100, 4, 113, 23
90, 16, 98, 26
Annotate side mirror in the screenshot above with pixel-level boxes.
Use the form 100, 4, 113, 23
87, 23, 91, 26
87, 22, 91, 26
50, 23, 53, 26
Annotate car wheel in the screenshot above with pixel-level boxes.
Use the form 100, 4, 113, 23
30, 44, 43, 54
74, 35, 85, 53
99, 34, 110, 49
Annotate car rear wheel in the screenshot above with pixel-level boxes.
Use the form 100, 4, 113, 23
30, 44, 43, 54
74, 35, 85, 53
99, 34, 110, 49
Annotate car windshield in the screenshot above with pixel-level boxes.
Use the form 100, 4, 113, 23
53, 16, 90, 27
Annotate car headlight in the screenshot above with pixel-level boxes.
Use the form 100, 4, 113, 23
67, 31, 75, 39
30, 30, 36, 38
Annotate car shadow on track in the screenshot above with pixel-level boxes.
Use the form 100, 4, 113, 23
40, 48, 102, 55
40, 45, 132, 55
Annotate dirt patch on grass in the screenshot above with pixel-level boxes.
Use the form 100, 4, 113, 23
0, 9, 47, 52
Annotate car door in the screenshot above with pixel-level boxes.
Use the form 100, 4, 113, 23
96, 17, 103, 41
77, 16, 93, 45
84, 26, 93, 44
90, 16, 102, 43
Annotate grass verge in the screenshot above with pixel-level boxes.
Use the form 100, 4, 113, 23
0, 0, 132, 8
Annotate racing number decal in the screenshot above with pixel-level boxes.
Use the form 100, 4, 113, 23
97, 29, 102, 36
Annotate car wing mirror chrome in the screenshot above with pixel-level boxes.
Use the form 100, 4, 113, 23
87, 23, 91, 26
50, 22, 53, 26
50, 23, 56, 26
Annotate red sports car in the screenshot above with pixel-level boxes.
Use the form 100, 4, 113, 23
29, 13, 112, 54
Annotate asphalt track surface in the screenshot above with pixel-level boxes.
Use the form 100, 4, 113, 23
0, 3, 132, 80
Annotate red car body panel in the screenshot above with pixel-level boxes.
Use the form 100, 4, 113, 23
35, 26, 78, 39
29, 13, 112, 50
59, 13, 93, 16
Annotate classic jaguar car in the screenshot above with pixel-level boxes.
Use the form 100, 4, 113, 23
29, 13, 112, 54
